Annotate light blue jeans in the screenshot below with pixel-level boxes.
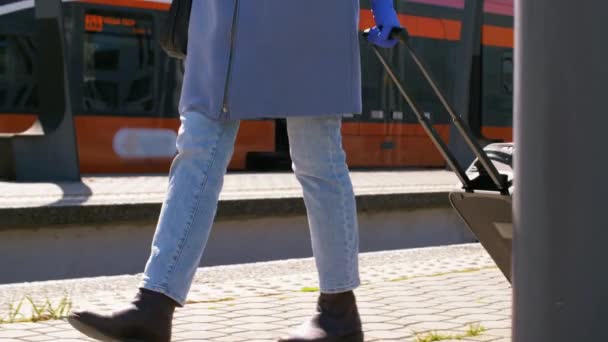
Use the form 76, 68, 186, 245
140, 112, 360, 306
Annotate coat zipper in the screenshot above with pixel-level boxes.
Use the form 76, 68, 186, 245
221, 0, 240, 120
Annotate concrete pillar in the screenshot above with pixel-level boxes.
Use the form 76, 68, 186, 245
513, 0, 608, 340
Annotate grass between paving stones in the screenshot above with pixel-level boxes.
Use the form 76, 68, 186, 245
390, 266, 498, 282
414, 324, 486, 342
0, 296, 72, 324
185, 297, 235, 305
413, 323, 486, 342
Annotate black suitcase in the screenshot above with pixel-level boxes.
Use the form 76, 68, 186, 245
364, 29, 514, 283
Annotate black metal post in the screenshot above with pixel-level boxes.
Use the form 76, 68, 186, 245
513, 0, 608, 340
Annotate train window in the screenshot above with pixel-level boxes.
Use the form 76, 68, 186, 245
83, 12, 156, 114
0, 34, 38, 112
371, 110, 384, 119
0, 39, 6, 105
502, 53, 513, 94
0, 41, 6, 76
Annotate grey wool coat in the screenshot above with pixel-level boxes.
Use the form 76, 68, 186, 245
179, 0, 363, 120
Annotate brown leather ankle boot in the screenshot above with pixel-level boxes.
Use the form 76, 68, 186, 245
67, 288, 178, 342
278, 291, 364, 342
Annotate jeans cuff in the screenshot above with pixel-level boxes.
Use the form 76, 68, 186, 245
139, 281, 186, 307
320, 279, 361, 294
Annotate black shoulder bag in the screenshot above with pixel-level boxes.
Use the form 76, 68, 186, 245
160, 0, 192, 59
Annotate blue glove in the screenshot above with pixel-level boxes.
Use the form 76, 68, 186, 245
367, 0, 402, 48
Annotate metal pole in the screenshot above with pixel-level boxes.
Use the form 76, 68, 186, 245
513, 0, 608, 341
448, 0, 484, 167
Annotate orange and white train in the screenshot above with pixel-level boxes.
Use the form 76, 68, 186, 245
0, 0, 513, 174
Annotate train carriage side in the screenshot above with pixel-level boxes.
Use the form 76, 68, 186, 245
0, 0, 276, 174
0, 0, 514, 174
344, 0, 513, 168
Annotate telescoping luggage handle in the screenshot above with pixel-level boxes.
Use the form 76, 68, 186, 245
363, 28, 510, 195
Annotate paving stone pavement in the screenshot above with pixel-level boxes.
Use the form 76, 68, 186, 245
0, 244, 512, 341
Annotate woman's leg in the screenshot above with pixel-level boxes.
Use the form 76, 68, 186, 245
287, 115, 360, 292
68, 112, 240, 342
280, 115, 362, 342
140, 112, 240, 305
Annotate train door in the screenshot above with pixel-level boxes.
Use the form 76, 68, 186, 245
344, 33, 453, 169
480, 41, 514, 142
391, 37, 454, 167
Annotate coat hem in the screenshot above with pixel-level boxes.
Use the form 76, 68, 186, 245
180, 104, 363, 122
